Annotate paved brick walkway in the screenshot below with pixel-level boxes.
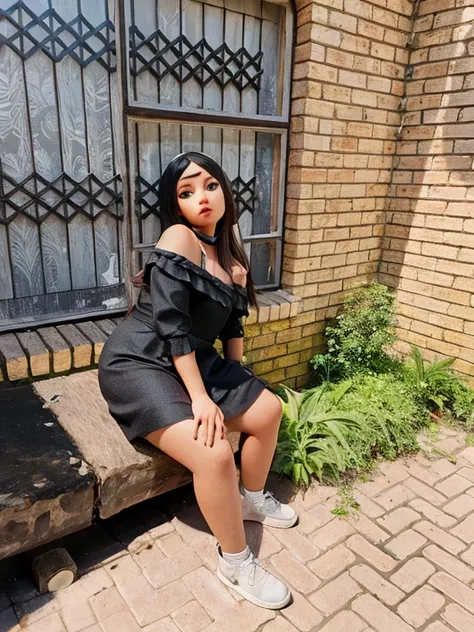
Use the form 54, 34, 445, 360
3, 425, 474, 631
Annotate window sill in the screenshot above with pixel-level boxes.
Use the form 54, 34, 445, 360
246, 289, 302, 325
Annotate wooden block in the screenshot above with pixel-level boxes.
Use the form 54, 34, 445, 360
94, 318, 117, 336
0, 334, 29, 380
56, 325, 92, 368
37, 327, 72, 374
16, 331, 51, 377
111, 317, 123, 326
33, 371, 190, 518
75, 321, 108, 364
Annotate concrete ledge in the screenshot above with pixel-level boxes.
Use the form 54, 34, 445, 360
0, 291, 302, 382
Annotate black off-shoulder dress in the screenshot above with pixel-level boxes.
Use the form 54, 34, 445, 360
98, 248, 267, 441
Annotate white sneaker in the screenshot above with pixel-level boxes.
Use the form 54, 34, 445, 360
241, 490, 298, 528
216, 545, 291, 609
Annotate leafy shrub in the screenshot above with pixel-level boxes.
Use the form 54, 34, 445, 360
273, 376, 426, 487
403, 347, 474, 424
310, 283, 397, 382
272, 383, 363, 486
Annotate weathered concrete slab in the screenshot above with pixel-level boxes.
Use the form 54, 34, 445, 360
34, 371, 235, 520
0, 383, 94, 560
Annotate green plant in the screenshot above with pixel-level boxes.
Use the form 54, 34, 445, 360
336, 373, 427, 463
404, 347, 474, 424
331, 485, 360, 517
272, 384, 364, 487
311, 283, 397, 382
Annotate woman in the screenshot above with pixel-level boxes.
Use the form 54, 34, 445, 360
98, 151, 297, 609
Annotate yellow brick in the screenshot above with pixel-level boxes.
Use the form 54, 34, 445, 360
260, 320, 291, 334
246, 344, 288, 363
251, 333, 276, 350
286, 362, 311, 379
259, 368, 287, 384
273, 353, 301, 370
302, 322, 326, 337
288, 336, 314, 354
276, 326, 303, 344
252, 360, 274, 374
244, 324, 261, 337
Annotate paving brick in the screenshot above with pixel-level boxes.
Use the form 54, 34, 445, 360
132, 542, 166, 570
444, 494, 474, 520
351, 594, 414, 632
309, 518, 355, 552
357, 465, 409, 498
435, 474, 472, 497
17, 593, 61, 626
261, 618, 299, 632
133, 580, 193, 628
298, 501, 336, 534
308, 544, 356, 581
172, 507, 213, 547
408, 498, 457, 528
397, 586, 445, 628
198, 601, 274, 632
349, 564, 404, 606
414, 521, 466, 554
457, 447, 474, 467
157, 532, 187, 557
100, 609, 141, 632
309, 571, 362, 616
73, 568, 114, 598
281, 591, 323, 632
456, 466, 474, 484
450, 514, 474, 543
142, 617, 180, 632
270, 550, 320, 594
352, 491, 385, 518
390, 557, 436, 593
57, 586, 97, 632
170, 600, 212, 632
317, 610, 367, 632
404, 477, 447, 504
244, 522, 283, 559
404, 462, 440, 486
347, 512, 391, 543
460, 542, 474, 567
272, 527, 320, 563
429, 571, 474, 616
89, 586, 127, 622
346, 534, 398, 572
374, 485, 415, 510
424, 624, 453, 632
182, 566, 235, 619
385, 529, 427, 560
24, 613, 66, 632
148, 523, 175, 540
441, 603, 474, 632
430, 458, 460, 479
377, 507, 421, 534
143, 547, 202, 589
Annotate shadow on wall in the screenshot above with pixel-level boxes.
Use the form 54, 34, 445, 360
379, 13, 474, 379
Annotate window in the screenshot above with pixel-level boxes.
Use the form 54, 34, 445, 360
122, 0, 293, 289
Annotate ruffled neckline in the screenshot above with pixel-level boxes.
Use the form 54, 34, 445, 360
145, 248, 248, 315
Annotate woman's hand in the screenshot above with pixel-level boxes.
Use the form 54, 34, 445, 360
191, 394, 226, 447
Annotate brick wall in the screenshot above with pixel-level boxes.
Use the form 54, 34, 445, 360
379, 0, 474, 379
267, 0, 413, 387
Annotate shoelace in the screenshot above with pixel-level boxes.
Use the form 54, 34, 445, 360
233, 553, 268, 586
258, 491, 281, 514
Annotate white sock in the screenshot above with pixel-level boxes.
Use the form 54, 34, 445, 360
222, 545, 251, 565
243, 486, 265, 504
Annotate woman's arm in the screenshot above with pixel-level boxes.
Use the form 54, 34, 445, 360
223, 337, 244, 362
173, 351, 207, 400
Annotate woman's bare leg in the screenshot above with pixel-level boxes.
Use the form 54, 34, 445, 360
225, 389, 282, 491
145, 419, 246, 553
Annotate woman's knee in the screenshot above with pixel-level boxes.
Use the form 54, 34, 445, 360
197, 437, 235, 476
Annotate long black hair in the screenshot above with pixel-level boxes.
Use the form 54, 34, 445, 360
132, 151, 257, 308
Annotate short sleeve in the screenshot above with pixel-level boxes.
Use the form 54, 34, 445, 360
148, 264, 193, 356
218, 309, 245, 342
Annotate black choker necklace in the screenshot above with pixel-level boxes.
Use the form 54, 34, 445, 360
184, 218, 224, 246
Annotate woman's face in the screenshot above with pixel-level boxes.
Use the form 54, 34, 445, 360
176, 161, 225, 233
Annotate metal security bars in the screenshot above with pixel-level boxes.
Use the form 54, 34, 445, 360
0, 0, 293, 331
